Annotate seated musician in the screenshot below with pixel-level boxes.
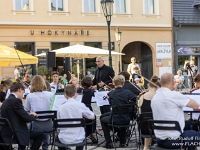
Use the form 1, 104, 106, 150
151, 73, 200, 149
50, 71, 64, 94
57, 84, 95, 150
100, 75, 137, 148
174, 70, 184, 91
80, 76, 97, 143
1, 82, 43, 150
138, 75, 160, 150
118, 71, 140, 96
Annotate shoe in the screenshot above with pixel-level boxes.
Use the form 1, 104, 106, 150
90, 135, 98, 144
103, 142, 114, 149
119, 143, 128, 148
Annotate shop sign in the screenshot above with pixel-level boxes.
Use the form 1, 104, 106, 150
30, 30, 89, 36
177, 46, 200, 55
156, 43, 172, 59
156, 59, 163, 67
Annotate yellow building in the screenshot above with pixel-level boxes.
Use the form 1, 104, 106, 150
0, 0, 173, 81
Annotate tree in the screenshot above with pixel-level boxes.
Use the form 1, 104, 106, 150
72, 65, 83, 77
37, 66, 49, 75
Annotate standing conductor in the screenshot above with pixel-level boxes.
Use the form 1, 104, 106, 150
93, 56, 115, 114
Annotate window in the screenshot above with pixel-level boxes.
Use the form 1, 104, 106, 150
15, 0, 30, 10
51, 0, 64, 11
84, 0, 96, 12
115, 0, 126, 13
144, 0, 154, 14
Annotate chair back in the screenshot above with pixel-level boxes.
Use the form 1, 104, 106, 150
35, 110, 57, 120
0, 117, 14, 134
139, 112, 153, 122
148, 120, 182, 136
54, 118, 85, 129
138, 112, 153, 135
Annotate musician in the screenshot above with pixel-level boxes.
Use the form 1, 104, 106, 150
118, 71, 140, 96
50, 71, 64, 94
127, 57, 141, 80
100, 75, 137, 148
0, 80, 12, 102
57, 84, 95, 150
93, 56, 115, 114
174, 70, 184, 91
1, 82, 43, 150
138, 75, 160, 150
151, 73, 200, 149
184, 60, 198, 89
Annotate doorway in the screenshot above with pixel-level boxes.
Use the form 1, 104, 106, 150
122, 42, 153, 87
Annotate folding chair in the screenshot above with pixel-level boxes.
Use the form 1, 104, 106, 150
148, 120, 183, 150
108, 104, 137, 150
53, 118, 87, 150
0, 117, 17, 150
138, 112, 153, 150
85, 118, 98, 145
34, 110, 57, 150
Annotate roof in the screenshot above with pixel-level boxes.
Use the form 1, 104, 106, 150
173, 0, 200, 25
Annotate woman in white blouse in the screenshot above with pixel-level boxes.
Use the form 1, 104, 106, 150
25, 75, 54, 150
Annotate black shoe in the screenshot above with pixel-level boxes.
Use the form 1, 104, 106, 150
103, 142, 114, 149
119, 143, 128, 148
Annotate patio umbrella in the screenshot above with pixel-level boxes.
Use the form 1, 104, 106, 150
36, 44, 125, 80
0, 44, 38, 66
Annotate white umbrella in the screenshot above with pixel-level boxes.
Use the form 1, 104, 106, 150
36, 44, 125, 80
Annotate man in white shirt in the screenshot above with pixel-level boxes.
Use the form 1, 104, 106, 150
14, 66, 20, 80
174, 70, 184, 91
57, 84, 95, 150
151, 73, 200, 149
50, 71, 64, 94
127, 57, 140, 80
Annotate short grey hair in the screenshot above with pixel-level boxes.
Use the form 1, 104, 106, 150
160, 73, 174, 85
96, 56, 104, 61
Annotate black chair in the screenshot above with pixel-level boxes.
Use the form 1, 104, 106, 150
53, 118, 87, 150
108, 104, 137, 150
0, 117, 16, 150
34, 110, 57, 150
148, 120, 183, 150
138, 112, 153, 150
85, 119, 98, 145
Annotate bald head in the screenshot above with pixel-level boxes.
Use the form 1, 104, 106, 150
160, 73, 174, 86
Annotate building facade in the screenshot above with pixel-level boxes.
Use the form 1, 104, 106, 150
0, 0, 173, 81
173, 0, 200, 87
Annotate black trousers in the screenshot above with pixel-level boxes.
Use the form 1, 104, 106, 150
100, 105, 111, 114
3, 130, 43, 150
100, 112, 127, 144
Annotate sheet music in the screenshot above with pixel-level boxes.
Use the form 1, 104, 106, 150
94, 91, 110, 106
50, 95, 66, 111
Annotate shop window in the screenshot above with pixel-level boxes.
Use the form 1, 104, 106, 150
83, 0, 96, 13
14, 0, 33, 11
115, 0, 126, 13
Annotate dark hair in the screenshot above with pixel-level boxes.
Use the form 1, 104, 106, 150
10, 82, 25, 93
133, 67, 139, 70
118, 71, 130, 80
148, 75, 161, 88
64, 84, 76, 97
51, 71, 59, 76
81, 76, 92, 88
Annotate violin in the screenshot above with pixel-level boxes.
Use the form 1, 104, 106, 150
137, 91, 146, 98
181, 87, 200, 94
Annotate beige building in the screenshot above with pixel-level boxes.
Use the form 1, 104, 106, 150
0, 0, 173, 82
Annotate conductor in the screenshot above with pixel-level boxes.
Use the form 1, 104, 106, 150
93, 56, 115, 114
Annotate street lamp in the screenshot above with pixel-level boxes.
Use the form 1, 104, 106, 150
115, 27, 122, 72
101, 0, 114, 67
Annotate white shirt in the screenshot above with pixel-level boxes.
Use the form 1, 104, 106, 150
192, 89, 200, 120
5, 89, 11, 99
127, 63, 140, 74
57, 98, 94, 144
14, 69, 20, 79
174, 75, 184, 84
151, 87, 190, 139
50, 82, 64, 94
